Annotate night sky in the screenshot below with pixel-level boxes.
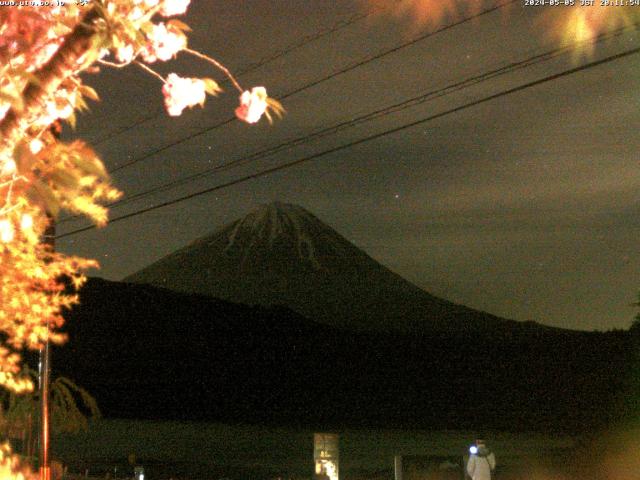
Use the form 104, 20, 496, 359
57, 0, 640, 331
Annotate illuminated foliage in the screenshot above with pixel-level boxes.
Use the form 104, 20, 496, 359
0, 0, 282, 411
0, 442, 38, 480
366, 0, 638, 56
364, 0, 480, 28
0, 0, 285, 469
547, 4, 638, 57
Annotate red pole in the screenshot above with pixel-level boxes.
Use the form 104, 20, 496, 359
38, 342, 51, 480
39, 122, 60, 480
39, 216, 54, 480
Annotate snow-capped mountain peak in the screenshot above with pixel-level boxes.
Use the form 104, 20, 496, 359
125, 202, 520, 333
223, 202, 328, 269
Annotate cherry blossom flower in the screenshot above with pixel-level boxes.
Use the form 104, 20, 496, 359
129, 7, 145, 21
128, 0, 159, 19
141, 23, 186, 63
161, 0, 191, 16
162, 73, 206, 116
38, 89, 77, 126
116, 44, 135, 63
235, 87, 268, 124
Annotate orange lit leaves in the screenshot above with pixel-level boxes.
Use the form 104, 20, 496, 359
0, 442, 38, 479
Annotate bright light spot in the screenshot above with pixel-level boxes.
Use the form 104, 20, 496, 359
1, 159, 16, 176
29, 139, 44, 154
321, 460, 338, 480
470, 446, 478, 454
20, 214, 33, 231
0, 219, 14, 243
161, 0, 191, 17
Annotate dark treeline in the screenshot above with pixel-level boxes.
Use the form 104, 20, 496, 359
53, 278, 639, 434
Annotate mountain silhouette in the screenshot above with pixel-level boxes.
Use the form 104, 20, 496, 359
55, 278, 632, 431
125, 202, 555, 334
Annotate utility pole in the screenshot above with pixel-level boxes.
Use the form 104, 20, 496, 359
39, 123, 60, 480
38, 215, 54, 480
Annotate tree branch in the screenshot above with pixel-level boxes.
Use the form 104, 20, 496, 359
0, 7, 101, 152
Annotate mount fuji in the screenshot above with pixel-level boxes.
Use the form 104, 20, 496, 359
125, 202, 549, 334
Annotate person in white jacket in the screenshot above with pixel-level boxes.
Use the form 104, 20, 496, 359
466, 439, 496, 480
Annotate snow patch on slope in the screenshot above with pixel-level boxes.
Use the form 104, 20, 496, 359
223, 202, 323, 269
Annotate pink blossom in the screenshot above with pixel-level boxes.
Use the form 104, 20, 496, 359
130, 0, 159, 19
115, 44, 135, 63
141, 23, 186, 63
132, 0, 159, 7
235, 87, 268, 124
162, 73, 206, 116
161, 0, 191, 16
129, 6, 145, 21
39, 89, 77, 125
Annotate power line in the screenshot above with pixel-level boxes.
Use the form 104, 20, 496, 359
57, 22, 636, 224
106, 0, 519, 175
271, 0, 518, 100
56, 45, 640, 240
89, 7, 383, 148
233, 10, 377, 78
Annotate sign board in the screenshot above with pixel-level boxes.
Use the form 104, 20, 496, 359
314, 433, 339, 480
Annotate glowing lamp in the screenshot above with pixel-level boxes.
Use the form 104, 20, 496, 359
469, 446, 478, 455
134, 466, 144, 480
